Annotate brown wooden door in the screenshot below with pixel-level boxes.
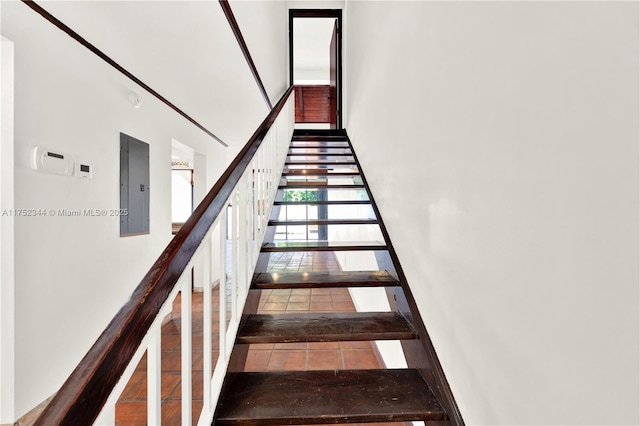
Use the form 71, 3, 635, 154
329, 20, 338, 129
295, 85, 331, 123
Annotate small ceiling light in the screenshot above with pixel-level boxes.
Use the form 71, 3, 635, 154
129, 91, 142, 108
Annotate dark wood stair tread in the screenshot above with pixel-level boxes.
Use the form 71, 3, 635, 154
291, 136, 348, 141
285, 161, 357, 165
291, 134, 348, 143
292, 128, 347, 136
261, 241, 387, 252
288, 148, 352, 153
237, 312, 417, 344
291, 137, 348, 142
279, 183, 365, 189
251, 270, 400, 289
287, 152, 352, 156
274, 200, 371, 206
268, 219, 376, 226
282, 170, 360, 176
214, 369, 447, 425
289, 144, 351, 150
289, 142, 350, 147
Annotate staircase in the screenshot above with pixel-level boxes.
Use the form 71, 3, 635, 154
213, 130, 462, 425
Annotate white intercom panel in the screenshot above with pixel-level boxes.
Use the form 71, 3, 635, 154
30, 146, 74, 176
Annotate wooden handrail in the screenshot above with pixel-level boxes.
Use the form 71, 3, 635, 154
34, 85, 294, 426
219, 0, 273, 110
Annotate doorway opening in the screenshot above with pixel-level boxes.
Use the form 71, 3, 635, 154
290, 10, 342, 129
171, 141, 195, 235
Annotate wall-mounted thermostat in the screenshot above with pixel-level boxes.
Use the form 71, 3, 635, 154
77, 163, 93, 179
30, 146, 74, 176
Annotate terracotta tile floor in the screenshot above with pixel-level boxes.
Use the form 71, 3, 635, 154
115, 289, 223, 426
244, 252, 410, 426
245, 251, 384, 372
115, 251, 406, 425
266, 250, 341, 272
245, 287, 383, 372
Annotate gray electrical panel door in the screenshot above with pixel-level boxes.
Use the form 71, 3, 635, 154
120, 133, 150, 235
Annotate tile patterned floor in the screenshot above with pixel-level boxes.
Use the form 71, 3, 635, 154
265, 250, 341, 272
244, 252, 410, 426
245, 289, 383, 372
115, 290, 222, 426
244, 251, 384, 372
115, 251, 405, 425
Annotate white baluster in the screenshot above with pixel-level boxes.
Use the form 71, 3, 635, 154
148, 328, 161, 425
219, 206, 227, 364
237, 175, 247, 322
229, 192, 239, 354
251, 153, 264, 255
201, 234, 212, 423
181, 276, 192, 426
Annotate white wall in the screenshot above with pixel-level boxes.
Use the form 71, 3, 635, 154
344, 2, 639, 425
0, 2, 232, 418
230, 0, 289, 104
0, 36, 16, 424
287, 1, 345, 11
39, 0, 270, 148
1, 0, 291, 418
